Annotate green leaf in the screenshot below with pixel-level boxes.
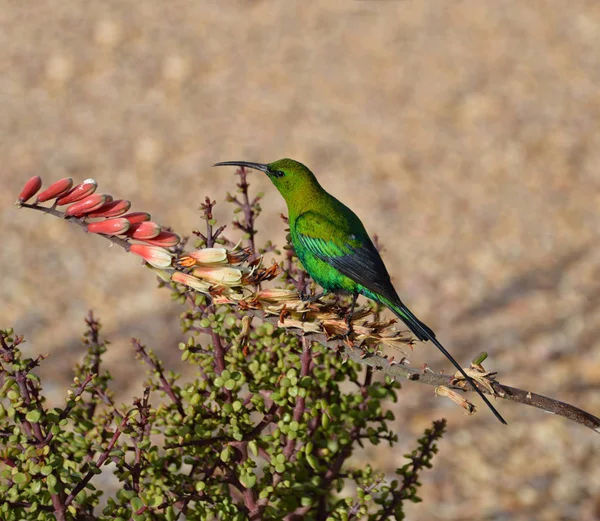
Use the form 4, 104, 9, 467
148, 494, 164, 507
248, 440, 258, 457
25, 410, 41, 423
220, 446, 232, 463
130, 496, 144, 512
12, 472, 28, 484
46, 473, 57, 493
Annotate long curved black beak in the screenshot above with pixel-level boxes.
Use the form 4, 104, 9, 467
213, 161, 269, 173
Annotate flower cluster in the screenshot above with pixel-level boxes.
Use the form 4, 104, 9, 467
16, 174, 415, 356
16, 175, 180, 268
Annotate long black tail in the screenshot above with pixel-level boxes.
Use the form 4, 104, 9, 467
382, 297, 506, 424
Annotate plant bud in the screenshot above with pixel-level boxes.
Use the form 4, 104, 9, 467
86, 199, 131, 218
179, 248, 228, 267
192, 265, 243, 286
16, 176, 42, 205
125, 221, 162, 240
35, 177, 73, 203
129, 244, 173, 268
140, 231, 181, 248
86, 218, 131, 236
256, 288, 299, 302
171, 271, 211, 292
122, 212, 151, 224
64, 194, 108, 217
55, 179, 97, 205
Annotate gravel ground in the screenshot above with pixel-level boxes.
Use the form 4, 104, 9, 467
2, 2, 600, 519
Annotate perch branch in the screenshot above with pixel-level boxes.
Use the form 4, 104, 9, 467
18, 200, 600, 434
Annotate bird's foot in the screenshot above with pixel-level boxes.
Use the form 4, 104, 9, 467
300, 291, 326, 322
344, 312, 354, 336
300, 289, 325, 304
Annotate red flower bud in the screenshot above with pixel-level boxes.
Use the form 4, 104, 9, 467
86, 199, 131, 218
86, 218, 131, 236
139, 231, 181, 248
122, 212, 151, 224
64, 194, 108, 217
16, 176, 42, 205
55, 179, 97, 205
125, 221, 162, 240
35, 177, 73, 203
130, 244, 173, 268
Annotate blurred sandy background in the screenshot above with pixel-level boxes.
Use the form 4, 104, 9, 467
2, 1, 600, 519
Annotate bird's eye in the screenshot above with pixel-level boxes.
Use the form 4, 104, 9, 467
273, 170, 285, 178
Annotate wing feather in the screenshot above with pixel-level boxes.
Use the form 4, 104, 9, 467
294, 212, 400, 303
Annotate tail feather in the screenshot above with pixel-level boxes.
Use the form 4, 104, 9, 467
381, 297, 507, 425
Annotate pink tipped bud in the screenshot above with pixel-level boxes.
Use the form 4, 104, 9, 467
171, 271, 211, 292
86, 218, 131, 236
179, 248, 228, 267
16, 176, 42, 205
125, 221, 162, 240
192, 265, 243, 286
256, 288, 299, 302
86, 199, 131, 218
64, 194, 108, 217
55, 179, 97, 205
130, 244, 173, 268
140, 231, 181, 248
35, 177, 73, 203
122, 212, 151, 224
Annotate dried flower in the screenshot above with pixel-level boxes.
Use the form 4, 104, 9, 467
242, 262, 281, 284
227, 248, 252, 264
435, 386, 476, 415
451, 367, 501, 397
56, 179, 97, 205
129, 244, 173, 268
16, 176, 42, 205
35, 177, 73, 203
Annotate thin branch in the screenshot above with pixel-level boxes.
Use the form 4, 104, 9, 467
133, 340, 185, 417
229, 166, 259, 255
19, 202, 132, 251
376, 419, 446, 521
241, 309, 600, 433
64, 413, 130, 507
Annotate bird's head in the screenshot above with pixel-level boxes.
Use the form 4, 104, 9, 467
214, 158, 319, 199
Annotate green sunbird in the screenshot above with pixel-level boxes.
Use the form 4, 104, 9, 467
214, 158, 506, 424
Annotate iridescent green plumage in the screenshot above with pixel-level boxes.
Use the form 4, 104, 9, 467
214, 158, 506, 424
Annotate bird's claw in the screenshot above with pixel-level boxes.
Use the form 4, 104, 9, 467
300, 290, 324, 304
